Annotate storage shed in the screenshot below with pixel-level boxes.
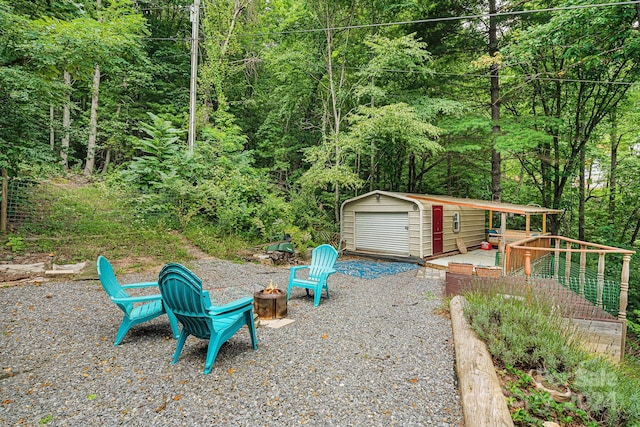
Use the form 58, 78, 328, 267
340, 190, 562, 261
340, 191, 486, 260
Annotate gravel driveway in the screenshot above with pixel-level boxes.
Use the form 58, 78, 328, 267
1, 259, 462, 426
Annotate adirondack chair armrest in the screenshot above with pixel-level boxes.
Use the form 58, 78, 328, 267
208, 296, 254, 316
111, 294, 163, 304
289, 265, 309, 278
121, 282, 158, 289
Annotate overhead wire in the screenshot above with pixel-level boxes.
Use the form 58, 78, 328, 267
239, 1, 640, 36
340, 67, 638, 86
137, 1, 640, 86
140, 0, 640, 40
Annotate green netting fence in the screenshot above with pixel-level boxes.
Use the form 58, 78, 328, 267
526, 254, 620, 317
504, 236, 633, 321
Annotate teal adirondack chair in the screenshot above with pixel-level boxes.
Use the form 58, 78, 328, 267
158, 263, 258, 375
97, 256, 180, 346
287, 244, 338, 307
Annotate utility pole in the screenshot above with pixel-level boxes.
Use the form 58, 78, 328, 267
489, 0, 501, 203
188, 0, 200, 153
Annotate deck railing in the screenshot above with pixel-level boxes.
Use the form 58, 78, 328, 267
504, 235, 634, 354
503, 235, 635, 357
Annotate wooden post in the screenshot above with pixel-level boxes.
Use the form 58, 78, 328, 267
488, 210, 493, 230
619, 254, 631, 360
504, 243, 511, 274
1, 168, 7, 233
565, 241, 572, 285
525, 213, 530, 236
553, 238, 560, 280
596, 252, 605, 307
542, 213, 547, 234
524, 249, 531, 283
579, 245, 586, 297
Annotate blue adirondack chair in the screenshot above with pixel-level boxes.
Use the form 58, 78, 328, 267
287, 244, 338, 307
97, 256, 180, 346
158, 263, 258, 375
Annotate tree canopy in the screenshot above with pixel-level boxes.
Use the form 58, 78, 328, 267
1, 0, 639, 247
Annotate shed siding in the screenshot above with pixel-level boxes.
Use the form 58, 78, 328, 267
442, 206, 485, 252
408, 210, 421, 257
422, 206, 433, 256
342, 212, 355, 251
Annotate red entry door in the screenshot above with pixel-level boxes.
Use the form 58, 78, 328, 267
432, 205, 443, 255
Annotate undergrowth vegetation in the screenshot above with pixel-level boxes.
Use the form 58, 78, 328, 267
464, 291, 640, 427
3, 180, 191, 266
1, 170, 333, 268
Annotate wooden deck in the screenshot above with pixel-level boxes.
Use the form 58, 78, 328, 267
426, 248, 498, 269
569, 318, 624, 363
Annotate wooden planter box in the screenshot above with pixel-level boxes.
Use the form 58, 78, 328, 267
448, 262, 474, 275
476, 266, 502, 278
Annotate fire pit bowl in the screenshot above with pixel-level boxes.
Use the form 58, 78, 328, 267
253, 285, 287, 320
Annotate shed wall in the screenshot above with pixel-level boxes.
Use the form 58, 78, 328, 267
342, 194, 423, 257
422, 206, 433, 256
442, 205, 486, 252
341, 192, 487, 259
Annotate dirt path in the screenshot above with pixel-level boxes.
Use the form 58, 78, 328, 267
169, 231, 216, 260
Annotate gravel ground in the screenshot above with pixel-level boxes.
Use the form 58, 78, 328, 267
0, 259, 462, 426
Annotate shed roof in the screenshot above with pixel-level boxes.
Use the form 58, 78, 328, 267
345, 191, 563, 215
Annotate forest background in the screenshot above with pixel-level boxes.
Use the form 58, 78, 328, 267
1, 1, 640, 337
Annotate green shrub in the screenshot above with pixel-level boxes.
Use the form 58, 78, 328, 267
5, 235, 25, 253
464, 290, 640, 426
573, 358, 640, 426
464, 291, 585, 372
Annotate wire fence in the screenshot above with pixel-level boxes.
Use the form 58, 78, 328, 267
505, 237, 632, 322
2, 178, 41, 232
524, 254, 621, 318
0, 178, 167, 240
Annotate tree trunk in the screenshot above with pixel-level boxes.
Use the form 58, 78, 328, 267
102, 149, 111, 173
489, 0, 501, 203
608, 110, 619, 226
49, 105, 55, 150
84, 0, 102, 176
326, 30, 342, 223
321, 1, 347, 223
446, 154, 452, 196
61, 70, 71, 170
630, 216, 640, 246
84, 64, 100, 176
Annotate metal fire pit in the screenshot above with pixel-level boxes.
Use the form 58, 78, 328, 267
253, 289, 288, 320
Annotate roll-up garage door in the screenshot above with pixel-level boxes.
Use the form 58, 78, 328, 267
355, 212, 409, 255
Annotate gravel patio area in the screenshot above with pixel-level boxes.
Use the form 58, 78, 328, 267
1, 259, 462, 426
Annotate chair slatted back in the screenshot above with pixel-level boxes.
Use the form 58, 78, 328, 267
309, 244, 338, 281
158, 263, 214, 340
97, 255, 132, 315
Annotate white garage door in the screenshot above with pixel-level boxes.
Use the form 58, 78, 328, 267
355, 212, 409, 255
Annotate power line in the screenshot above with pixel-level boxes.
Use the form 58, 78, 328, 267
143, 37, 191, 41
434, 72, 637, 86
340, 66, 638, 86
239, 1, 640, 37
139, 1, 640, 41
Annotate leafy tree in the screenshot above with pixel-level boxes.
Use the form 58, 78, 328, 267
0, 2, 60, 175
121, 112, 185, 191
500, 3, 640, 235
